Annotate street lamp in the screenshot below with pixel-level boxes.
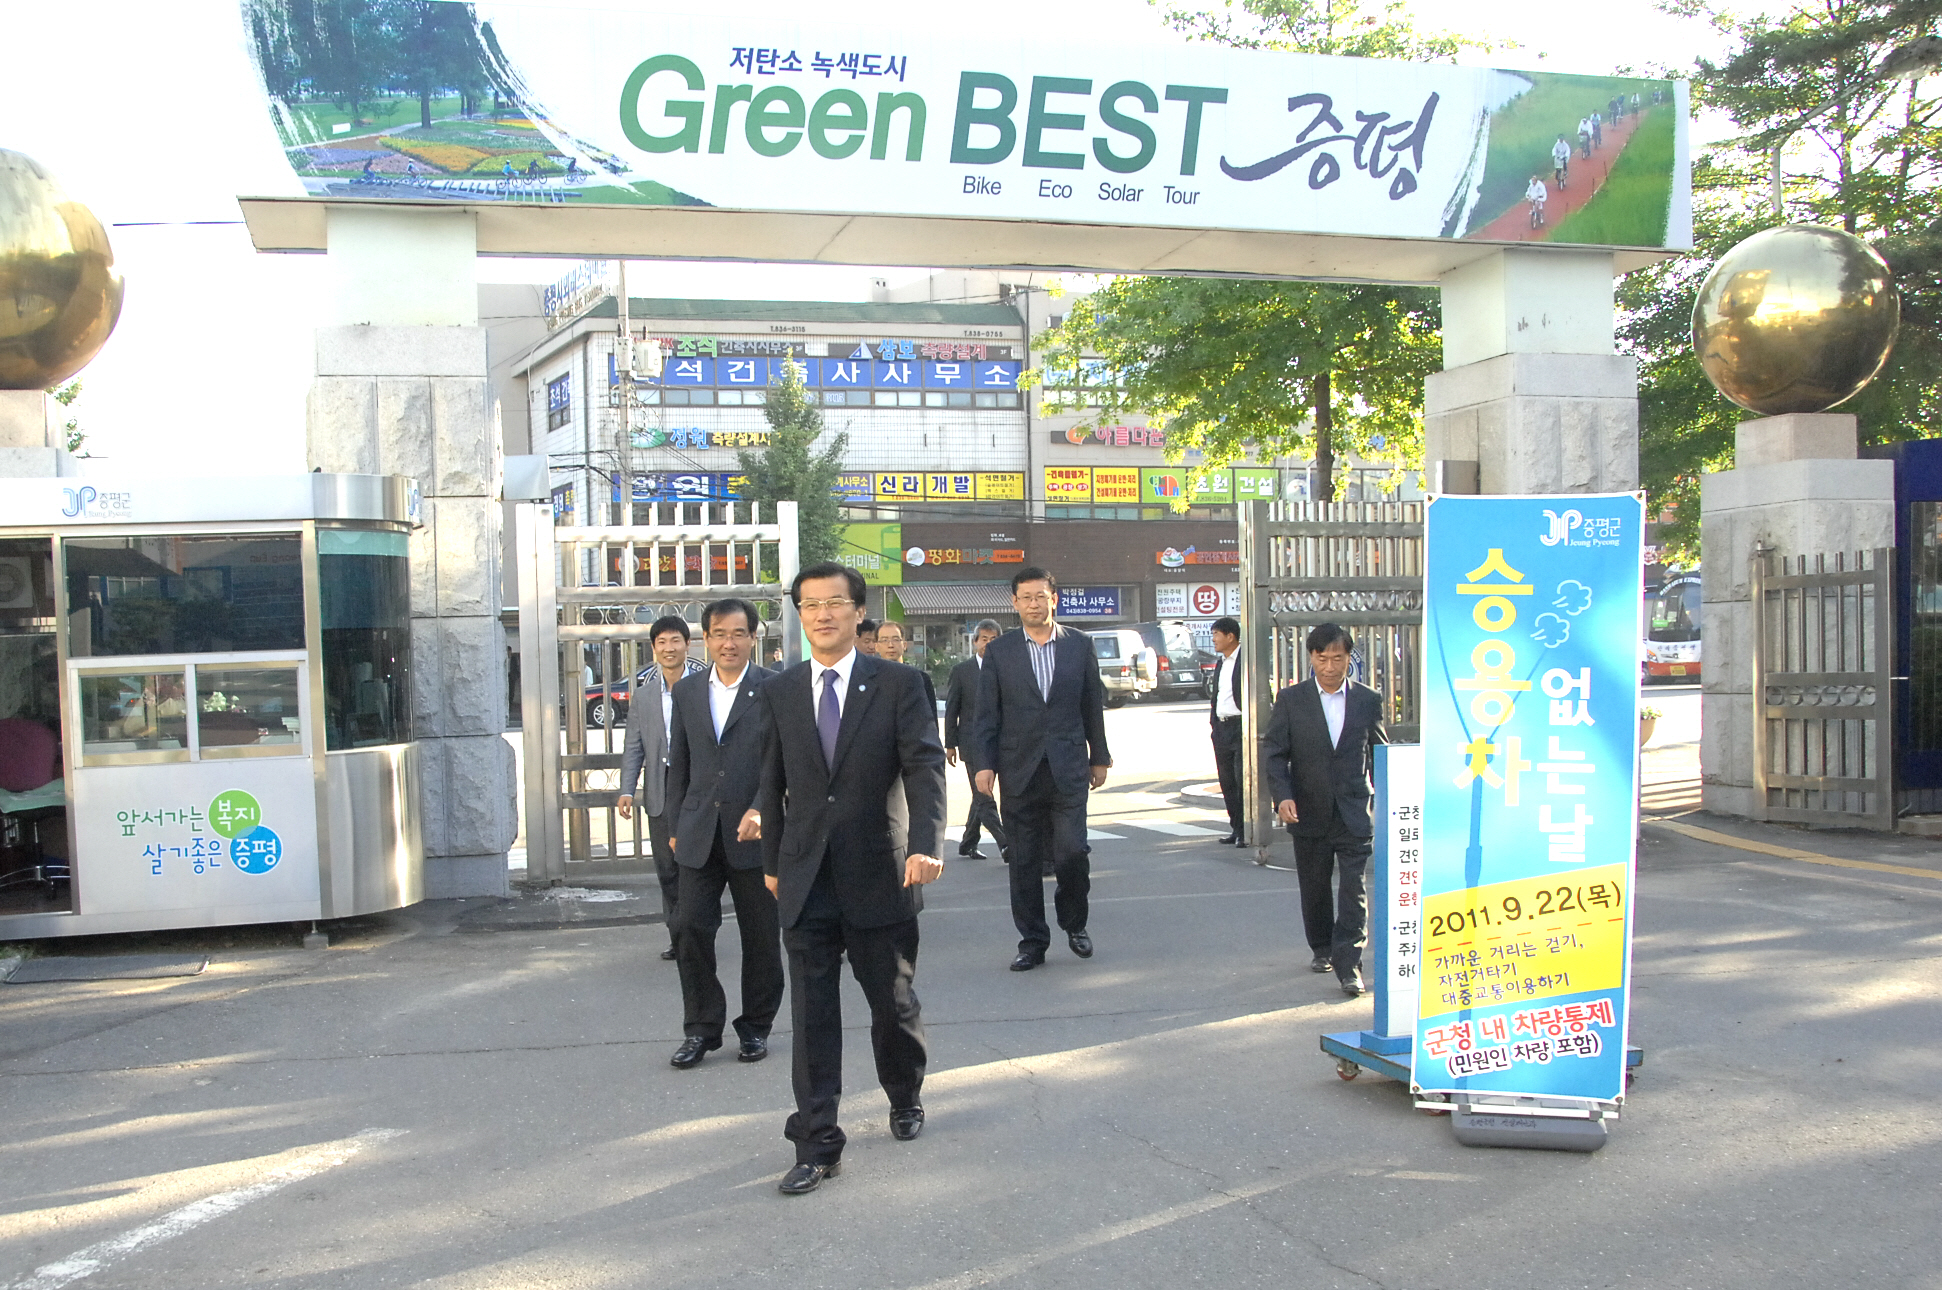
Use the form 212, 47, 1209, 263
1765, 36, 1942, 215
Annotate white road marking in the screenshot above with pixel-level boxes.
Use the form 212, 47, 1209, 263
1121, 819, 1228, 836
4, 1129, 404, 1290
946, 826, 1128, 843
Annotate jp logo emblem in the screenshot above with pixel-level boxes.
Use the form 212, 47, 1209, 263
208, 790, 262, 839
231, 826, 283, 875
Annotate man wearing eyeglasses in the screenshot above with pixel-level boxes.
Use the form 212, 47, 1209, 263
974, 567, 1111, 972
753, 562, 947, 1195
663, 598, 783, 1069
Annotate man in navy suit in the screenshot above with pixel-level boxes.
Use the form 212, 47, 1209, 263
754, 562, 947, 1195
974, 567, 1111, 971
1261, 623, 1388, 996
664, 597, 782, 1069
1208, 615, 1246, 844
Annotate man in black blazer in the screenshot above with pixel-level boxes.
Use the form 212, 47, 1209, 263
1207, 615, 1245, 844
754, 562, 947, 1195
942, 619, 1008, 860
664, 598, 782, 1069
1261, 622, 1387, 996
974, 567, 1111, 971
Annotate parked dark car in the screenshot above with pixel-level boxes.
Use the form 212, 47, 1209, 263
1123, 621, 1208, 699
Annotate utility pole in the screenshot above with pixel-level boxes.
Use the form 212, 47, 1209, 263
615, 260, 633, 525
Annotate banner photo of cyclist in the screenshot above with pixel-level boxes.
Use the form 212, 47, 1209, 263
241, 2, 1691, 251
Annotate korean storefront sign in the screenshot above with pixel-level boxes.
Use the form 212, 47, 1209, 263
1093, 467, 1140, 503
837, 523, 904, 586
1140, 468, 1233, 504
1154, 546, 1240, 567
1414, 493, 1645, 1104
1155, 582, 1240, 617
904, 545, 1025, 567
1058, 587, 1123, 618
1057, 425, 1168, 449
1374, 743, 1425, 1039
1043, 467, 1093, 503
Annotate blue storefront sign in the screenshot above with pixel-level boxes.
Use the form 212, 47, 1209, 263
1414, 494, 1645, 1105
1058, 587, 1121, 618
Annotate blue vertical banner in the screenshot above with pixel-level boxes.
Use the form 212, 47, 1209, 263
1414, 494, 1646, 1104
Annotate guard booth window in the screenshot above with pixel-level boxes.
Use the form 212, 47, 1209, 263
318, 529, 412, 750
65, 534, 305, 656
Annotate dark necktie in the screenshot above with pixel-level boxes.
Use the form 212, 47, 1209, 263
819, 669, 841, 769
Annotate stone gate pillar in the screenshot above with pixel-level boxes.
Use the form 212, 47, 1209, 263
306, 207, 515, 898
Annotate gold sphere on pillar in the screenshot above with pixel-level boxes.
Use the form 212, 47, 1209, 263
0, 149, 124, 390
1692, 224, 1900, 415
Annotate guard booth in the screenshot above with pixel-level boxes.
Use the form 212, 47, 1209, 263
0, 473, 423, 939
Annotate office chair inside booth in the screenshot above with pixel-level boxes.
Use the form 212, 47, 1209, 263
0, 717, 67, 891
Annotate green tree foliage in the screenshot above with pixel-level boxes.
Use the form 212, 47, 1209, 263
738, 361, 849, 566
47, 379, 86, 455
245, 0, 490, 127
1626, 0, 1942, 560
1036, 279, 1440, 501
1157, 0, 1484, 59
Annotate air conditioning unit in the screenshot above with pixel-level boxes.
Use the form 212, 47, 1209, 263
0, 557, 34, 610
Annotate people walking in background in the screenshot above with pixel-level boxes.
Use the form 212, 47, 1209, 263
755, 562, 946, 1195
618, 615, 708, 961
663, 598, 783, 1070
975, 567, 1111, 971
1552, 134, 1572, 189
1209, 616, 1246, 845
944, 620, 1009, 861
1261, 623, 1387, 997
873, 620, 936, 709
857, 619, 880, 656
1527, 174, 1549, 228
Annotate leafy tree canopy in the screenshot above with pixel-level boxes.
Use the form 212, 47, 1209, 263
737, 361, 850, 566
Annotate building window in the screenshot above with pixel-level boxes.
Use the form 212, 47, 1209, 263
66, 534, 306, 657
318, 529, 412, 750
546, 374, 571, 430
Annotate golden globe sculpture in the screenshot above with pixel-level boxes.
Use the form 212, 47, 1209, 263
0, 149, 124, 390
1692, 224, 1900, 416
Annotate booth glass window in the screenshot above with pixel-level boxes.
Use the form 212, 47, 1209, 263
65, 534, 305, 657
79, 669, 189, 758
196, 666, 302, 757
319, 529, 411, 750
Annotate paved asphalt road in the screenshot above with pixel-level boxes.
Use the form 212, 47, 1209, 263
2, 698, 1939, 1289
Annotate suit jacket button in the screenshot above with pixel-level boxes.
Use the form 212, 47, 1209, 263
827, 794, 836, 802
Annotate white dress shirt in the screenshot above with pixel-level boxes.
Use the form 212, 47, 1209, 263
1215, 650, 1241, 720
1318, 681, 1347, 748
811, 648, 859, 721
709, 662, 750, 740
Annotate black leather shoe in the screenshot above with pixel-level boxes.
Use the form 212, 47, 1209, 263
958, 847, 987, 860
1218, 833, 1241, 845
1068, 930, 1094, 959
1310, 957, 1333, 974
660, 944, 677, 961
1340, 969, 1366, 997
889, 1106, 925, 1141
1009, 950, 1045, 972
777, 1161, 840, 1194
737, 1035, 768, 1063
669, 1036, 721, 1069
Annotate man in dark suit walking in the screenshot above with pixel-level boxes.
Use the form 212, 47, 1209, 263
618, 615, 708, 960
942, 619, 1008, 860
754, 562, 947, 1195
664, 597, 783, 1069
1261, 623, 1387, 996
1208, 615, 1245, 845
974, 568, 1111, 971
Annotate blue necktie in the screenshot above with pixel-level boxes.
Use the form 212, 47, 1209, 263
819, 669, 841, 769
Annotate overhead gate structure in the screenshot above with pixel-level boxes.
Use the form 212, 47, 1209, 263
1238, 498, 1424, 860
1751, 547, 1896, 830
515, 499, 799, 883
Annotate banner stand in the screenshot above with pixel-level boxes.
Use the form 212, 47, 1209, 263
1319, 745, 1642, 1143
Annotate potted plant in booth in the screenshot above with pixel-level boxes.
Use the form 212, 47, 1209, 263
1639, 703, 1662, 747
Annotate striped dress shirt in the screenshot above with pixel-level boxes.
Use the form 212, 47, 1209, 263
1025, 626, 1061, 702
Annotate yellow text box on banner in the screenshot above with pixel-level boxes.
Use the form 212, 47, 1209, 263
976, 472, 1024, 500
1094, 467, 1140, 503
1418, 864, 1627, 1019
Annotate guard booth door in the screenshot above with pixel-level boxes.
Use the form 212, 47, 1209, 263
515, 499, 798, 882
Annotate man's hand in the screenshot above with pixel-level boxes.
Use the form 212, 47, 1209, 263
737, 809, 761, 841
668, 836, 676, 852
975, 769, 996, 796
764, 874, 779, 896
946, 746, 958, 767
903, 854, 944, 887
1276, 799, 1300, 825
1088, 764, 1109, 790
616, 794, 633, 821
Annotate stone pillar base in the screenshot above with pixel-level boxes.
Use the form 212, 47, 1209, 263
0, 390, 48, 449
425, 854, 511, 900
1425, 353, 1640, 495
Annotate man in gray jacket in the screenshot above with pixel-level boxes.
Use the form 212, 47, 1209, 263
618, 614, 707, 958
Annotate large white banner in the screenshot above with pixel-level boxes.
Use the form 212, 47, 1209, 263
251, 4, 1691, 251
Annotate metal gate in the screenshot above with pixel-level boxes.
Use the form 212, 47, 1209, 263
1751, 546, 1895, 829
513, 498, 799, 882
1238, 498, 1424, 857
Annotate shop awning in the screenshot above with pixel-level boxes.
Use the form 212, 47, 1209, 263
891, 584, 1016, 616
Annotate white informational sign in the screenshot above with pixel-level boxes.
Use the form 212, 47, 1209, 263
1156, 582, 1240, 618
253, 9, 1691, 253
1375, 743, 1425, 1038
72, 758, 321, 922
